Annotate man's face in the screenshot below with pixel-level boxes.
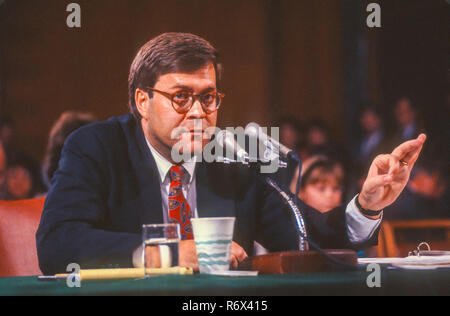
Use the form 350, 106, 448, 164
138, 63, 218, 162
360, 110, 380, 133
280, 124, 298, 149
307, 127, 327, 147
0, 125, 13, 147
395, 99, 415, 127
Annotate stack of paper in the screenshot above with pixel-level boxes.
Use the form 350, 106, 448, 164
358, 256, 450, 270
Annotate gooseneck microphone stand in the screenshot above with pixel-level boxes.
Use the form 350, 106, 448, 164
215, 136, 358, 272
218, 151, 309, 252
259, 173, 309, 251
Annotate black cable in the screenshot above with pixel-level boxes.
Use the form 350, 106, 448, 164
288, 152, 302, 214
258, 153, 363, 271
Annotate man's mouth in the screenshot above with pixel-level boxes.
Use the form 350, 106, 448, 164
184, 130, 211, 138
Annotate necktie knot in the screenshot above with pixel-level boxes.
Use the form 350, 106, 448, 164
170, 165, 186, 182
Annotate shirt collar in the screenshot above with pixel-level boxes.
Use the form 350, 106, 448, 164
145, 137, 196, 184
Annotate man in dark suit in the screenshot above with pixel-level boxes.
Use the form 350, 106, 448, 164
36, 33, 426, 275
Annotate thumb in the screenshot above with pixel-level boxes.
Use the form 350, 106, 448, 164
364, 174, 393, 193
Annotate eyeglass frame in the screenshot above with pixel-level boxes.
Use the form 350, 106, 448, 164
145, 86, 225, 114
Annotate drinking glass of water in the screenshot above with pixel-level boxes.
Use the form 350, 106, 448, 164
142, 223, 180, 276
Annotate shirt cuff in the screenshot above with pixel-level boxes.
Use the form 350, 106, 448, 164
346, 195, 382, 245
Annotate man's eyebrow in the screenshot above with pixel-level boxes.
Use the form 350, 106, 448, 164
169, 85, 217, 93
169, 85, 193, 91
200, 87, 217, 93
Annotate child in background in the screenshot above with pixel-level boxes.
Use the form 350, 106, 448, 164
290, 155, 345, 213
255, 155, 345, 256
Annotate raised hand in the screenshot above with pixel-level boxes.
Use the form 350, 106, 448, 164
359, 134, 427, 213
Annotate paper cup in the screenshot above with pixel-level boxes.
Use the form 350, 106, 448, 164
191, 217, 235, 274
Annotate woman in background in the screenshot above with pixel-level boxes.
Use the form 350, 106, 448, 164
5, 152, 43, 200
42, 111, 97, 189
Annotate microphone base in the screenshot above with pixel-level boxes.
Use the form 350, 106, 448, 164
237, 250, 358, 274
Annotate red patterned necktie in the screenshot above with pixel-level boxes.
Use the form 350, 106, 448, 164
168, 165, 193, 240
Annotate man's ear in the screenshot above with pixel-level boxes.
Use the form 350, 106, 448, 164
135, 89, 151, 120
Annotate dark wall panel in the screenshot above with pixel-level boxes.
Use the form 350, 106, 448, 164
1, 0, 446, 162
0, 0, 273, 158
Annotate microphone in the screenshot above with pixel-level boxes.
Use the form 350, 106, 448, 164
245, 122, 297, 161
215, 130, 249, 164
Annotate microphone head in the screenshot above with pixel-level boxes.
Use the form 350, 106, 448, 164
216, 130, 234, 149
244, 122, 261, 138
216, 130, 249, 163
245, 121, 292, 158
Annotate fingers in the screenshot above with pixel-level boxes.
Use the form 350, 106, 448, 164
178, 240, 199, 271
229, 242, 248, 269
363, 173, 392, 194
145, 245, 162, 268
417, 133, 427, 143
230, 255, 239, 270
369, 154, 391, 177
373, 154, 400, 176
181, 240, 248, 271
391, 134, 427, 164
231, 242, 248, 262
387, 156, 400, 176
367, 149, 414, 188
407, 134, 426, 165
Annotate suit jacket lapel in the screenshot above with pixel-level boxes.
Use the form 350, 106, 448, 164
126, 119, 164, 225
123, 115, 235, 224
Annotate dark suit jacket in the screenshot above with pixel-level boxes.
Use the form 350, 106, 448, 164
36, 114, 378, 275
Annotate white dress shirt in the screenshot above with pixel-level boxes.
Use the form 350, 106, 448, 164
146, 139, 199, 221
133, 138, 382, 266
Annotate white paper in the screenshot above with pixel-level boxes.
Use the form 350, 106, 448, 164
358, 255, 450, 269
208, 270, 259, 277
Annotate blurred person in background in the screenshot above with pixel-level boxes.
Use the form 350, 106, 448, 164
300, 119, 352, 179
301, 119, 329, 159
42, 111, 97, 189
394, 97, 422, 142
357, 107, 388, 163
5, 152, 44, 200
290, 155, 345, 213
0, 143, 7, 199
273, 117, 302, 189
349, 107, 396, 198
278, 117, 301, 154
0, 116, 15, 159
384, 156, 449, 220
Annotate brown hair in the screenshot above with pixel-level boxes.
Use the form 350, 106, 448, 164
128, 32, 222, 119
301, 158, 344, 189
43, 111, 97, 186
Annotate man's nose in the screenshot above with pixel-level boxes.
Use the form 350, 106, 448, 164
186, 99, 207, 119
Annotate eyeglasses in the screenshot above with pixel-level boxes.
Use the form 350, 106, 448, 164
146, 87, 225, 114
